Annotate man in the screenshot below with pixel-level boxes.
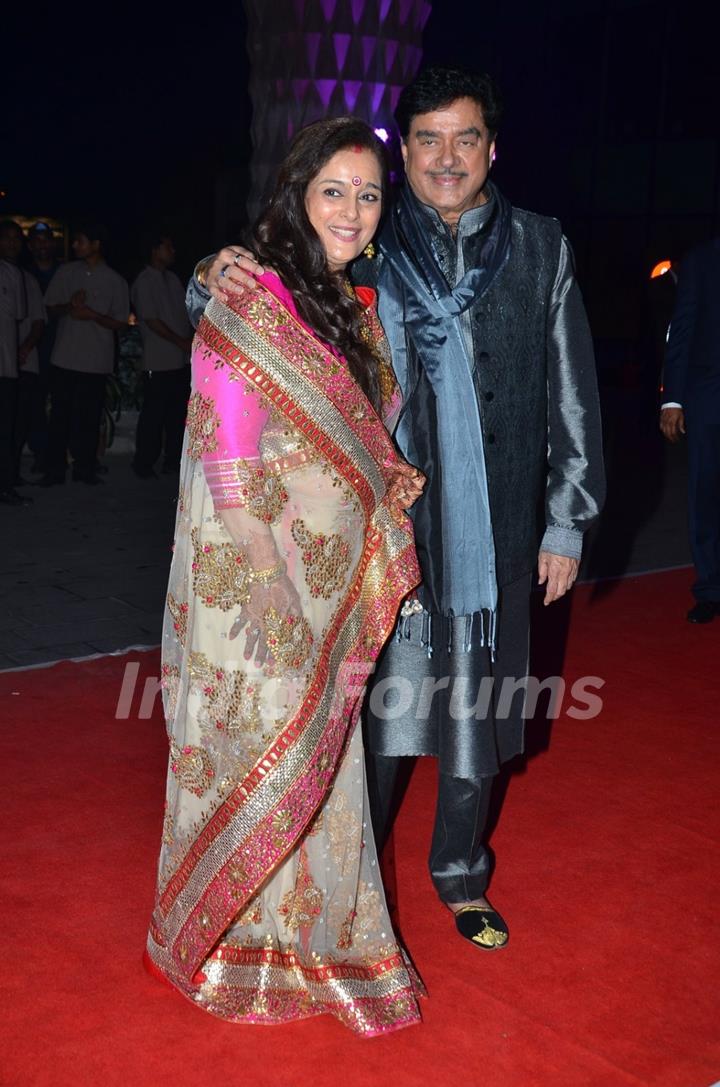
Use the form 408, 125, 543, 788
186, 66, 605, 949
0, 221, 29, 506
0, 221, 46, 487
25, 222, 61, 472
130, 234, 192, 478
40, 224, 129, 486
660, 238, 720, 623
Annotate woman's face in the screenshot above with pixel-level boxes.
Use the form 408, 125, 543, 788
304, 147, 383, 272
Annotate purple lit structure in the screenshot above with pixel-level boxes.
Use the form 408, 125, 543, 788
244, 0, 431, 217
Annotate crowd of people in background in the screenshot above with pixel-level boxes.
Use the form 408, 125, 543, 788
0, 220, 192, 505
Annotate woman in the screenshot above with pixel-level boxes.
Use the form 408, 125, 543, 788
145, 118, 425, 1035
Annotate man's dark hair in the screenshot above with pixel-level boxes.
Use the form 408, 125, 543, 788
253, 116, 389, 410
141, 230, 173, 255
395, 65, 503, 141
73, 221, 110, 251
0, 219, 23, 240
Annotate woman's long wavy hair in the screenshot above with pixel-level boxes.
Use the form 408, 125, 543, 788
252, 117, 389, 410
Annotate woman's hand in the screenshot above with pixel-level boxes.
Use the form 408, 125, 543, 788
229, 575, 304, 666
206, 247, 265, 302
386, 460, 425, 526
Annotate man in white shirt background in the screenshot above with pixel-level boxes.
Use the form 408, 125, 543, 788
130, 234, 192, 479
25, 221, 62, 474
0, 221, 47, 488
40, 224, 129, 487
0, 221, 30, 506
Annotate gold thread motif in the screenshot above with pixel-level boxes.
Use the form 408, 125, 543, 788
290, 519, 351, 600
354, 882, 385, 943
236, 897, 263, 926
162, 802, 175, 847
336, 909, 357, 950
244, 295, 339, 377
235, 460, 288, 525
226, 857, 249, 901
277, 847, 323, 932
191, 528, 252, 611
187, 651, 262, 737
160, 663, 181, 722
170, 740, 215, 798
167, 594, 189, 646
326, 791, 361, 873
342, 281, 398, 413
262, 606, 314, 670
186, 391, 221, 459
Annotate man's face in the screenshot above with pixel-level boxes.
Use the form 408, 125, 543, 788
154, 237, 175, 267
0, 226, 23, 263
401, 96, 496, 223
28, 230, 55, 262
72, 233, 96, 259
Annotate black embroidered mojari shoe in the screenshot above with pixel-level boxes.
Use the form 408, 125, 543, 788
454, 904, 509, 949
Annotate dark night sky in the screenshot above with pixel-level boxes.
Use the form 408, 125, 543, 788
2, 8, 251, 231
3, 0, 717, 338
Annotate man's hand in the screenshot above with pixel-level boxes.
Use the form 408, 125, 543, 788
537, 550, 579, 605
69, 304, 95, 321
207, 247, 264, 302
70, 290, 86, 307
660, 407, 685, 443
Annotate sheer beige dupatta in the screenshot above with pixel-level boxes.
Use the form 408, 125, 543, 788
146, 277, 424, 1035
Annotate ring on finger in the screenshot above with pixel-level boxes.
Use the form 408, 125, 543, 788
233, 253, 243, 267
219, 265, 229, 279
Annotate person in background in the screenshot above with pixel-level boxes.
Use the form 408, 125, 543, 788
24, 221, 61, 473
661, 237, 720, 623
0, 221, 46, 486
130, 233, 192, 478
40, 223, 128, 486
0, 221, 29, 506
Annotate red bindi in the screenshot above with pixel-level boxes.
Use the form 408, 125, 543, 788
351, 144, 363, 153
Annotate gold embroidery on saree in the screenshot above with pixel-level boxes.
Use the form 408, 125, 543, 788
162, 802, 175, 847
191, 528, 252, 610
167, 594, 189, 646
336, 909, 357, 950
291, 519, 351, 599
245, 294, 339, 378
187, 651, 262, 736
170, 740, 215, 798
326, 791, 362, 872
186, 391, 221, 459
263, 607, 314, 670
277, 847, 324, 932
161, 663, 181, 722
236, 897, 263, 926
236, 460, 288, 524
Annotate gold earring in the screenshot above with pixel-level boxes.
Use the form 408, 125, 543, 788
363, 242, 376, 260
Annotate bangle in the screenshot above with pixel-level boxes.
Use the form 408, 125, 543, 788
195, 256, 214, 289
248, 560, 286, 586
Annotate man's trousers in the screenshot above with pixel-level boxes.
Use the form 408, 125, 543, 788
133, 368, 190, 474
688, 420, 720, 602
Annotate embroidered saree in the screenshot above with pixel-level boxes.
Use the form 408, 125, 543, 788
146, 272, 423, 1035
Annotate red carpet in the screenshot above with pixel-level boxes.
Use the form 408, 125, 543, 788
2, 568, 719, 1087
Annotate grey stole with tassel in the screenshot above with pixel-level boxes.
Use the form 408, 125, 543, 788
377, 184, 512, 655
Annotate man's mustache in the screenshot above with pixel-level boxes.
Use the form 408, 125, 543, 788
427, 170, 468, 178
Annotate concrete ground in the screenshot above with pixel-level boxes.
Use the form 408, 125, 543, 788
0, 391, 692, 672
